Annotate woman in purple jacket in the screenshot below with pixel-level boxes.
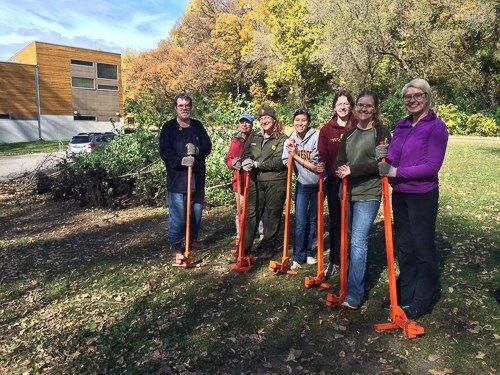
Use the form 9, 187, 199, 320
377, 78, 448, 320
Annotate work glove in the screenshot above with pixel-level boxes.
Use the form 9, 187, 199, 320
181, 155, 195, 167
185, 143, 199, 155
375, 144, 388, 160
378, 162, 397, 177
231, 157, 242, 170
242, 158, 255, 171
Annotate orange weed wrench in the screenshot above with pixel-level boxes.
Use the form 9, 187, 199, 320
373, 142, 424, 339
231, 170, 254, 272
304, 172, 331, 288
325, 177, 348, 307
229, 170, 243, 255
269, 153, 297, 275
173, 155, 201, 268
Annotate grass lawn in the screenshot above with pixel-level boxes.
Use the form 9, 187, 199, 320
0, 137, 498, 374
0, 140, 65, 156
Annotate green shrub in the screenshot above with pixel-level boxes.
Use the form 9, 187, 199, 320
204, 129, 233, 206
309, 92, 335, 128
465, 113, 499, 136
436, 104, 467, 135
437, 104, 499, 136
196, 93, 254, 127
380, 90, 409, 130
50, 126, 234, 208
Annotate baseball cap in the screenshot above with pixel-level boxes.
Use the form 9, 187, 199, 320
239, 114, 254, 123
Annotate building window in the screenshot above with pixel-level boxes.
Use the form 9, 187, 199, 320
97, 63, 117, 80
71, 59, 94, 67
74, 115, 97, 121
97, 84, 119, 91
72, 77, 95, 89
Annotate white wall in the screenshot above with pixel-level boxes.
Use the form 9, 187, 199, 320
0, 115, 124, 143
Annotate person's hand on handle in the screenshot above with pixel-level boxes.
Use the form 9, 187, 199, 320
181, 155, 195, 167
335, 164, 350, 179
378, 162, 397, 177
242, 158, 255, 171
231, 157, 242, 170
185, 143, 199, 155
316, 162, 325, 174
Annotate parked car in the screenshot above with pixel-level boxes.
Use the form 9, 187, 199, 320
66, 132, 115, 157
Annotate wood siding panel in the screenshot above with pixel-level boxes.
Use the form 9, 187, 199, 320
9, 42, 38, 64
0, 63, 37, 116
3, 42, 122, 119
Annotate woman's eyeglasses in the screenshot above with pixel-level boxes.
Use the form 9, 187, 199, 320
403, 92, 426, 103
356, 103, 375, 110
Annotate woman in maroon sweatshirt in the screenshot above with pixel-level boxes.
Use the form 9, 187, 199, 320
318, 90, 358, 278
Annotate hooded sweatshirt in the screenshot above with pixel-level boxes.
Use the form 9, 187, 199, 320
282, 127, 320, 185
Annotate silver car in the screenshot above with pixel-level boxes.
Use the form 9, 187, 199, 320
66, 132, 115, 157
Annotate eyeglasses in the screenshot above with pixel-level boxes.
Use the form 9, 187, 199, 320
293, 107, 311, 119
294, 107, 309, 114
335, 103, 351, 108
356, 103, 375, 110
176, 104, 191, 108
402, 92, 426, 103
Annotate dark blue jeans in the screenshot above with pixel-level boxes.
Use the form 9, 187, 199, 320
293, 182, 319, 263
167, 189, 204, 246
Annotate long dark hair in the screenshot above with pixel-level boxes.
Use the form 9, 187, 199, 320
356, 90, 381, 127
332, 90, 355, 127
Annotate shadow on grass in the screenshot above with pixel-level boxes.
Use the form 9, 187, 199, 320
1, 197, 499, 374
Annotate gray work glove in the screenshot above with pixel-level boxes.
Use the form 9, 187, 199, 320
242, 158, 255, 171
181, 155, 195, 167
185, 143, 199, 155
375, 144, 388, 160
231, 157, 242, 170
378, 162, 397, 177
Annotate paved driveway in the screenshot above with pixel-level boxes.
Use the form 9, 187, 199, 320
0, 152, 66, 183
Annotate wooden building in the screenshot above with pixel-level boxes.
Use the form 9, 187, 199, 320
0, 41, 123, 143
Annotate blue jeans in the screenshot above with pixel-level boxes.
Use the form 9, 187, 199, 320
346, 199, 380, 306
167, 190, 204, 246
293, 182, 318, 263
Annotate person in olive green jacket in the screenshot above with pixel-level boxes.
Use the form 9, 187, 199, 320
240, 104, 287, 256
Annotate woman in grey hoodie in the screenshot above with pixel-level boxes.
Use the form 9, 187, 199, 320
282, 108, 325, 270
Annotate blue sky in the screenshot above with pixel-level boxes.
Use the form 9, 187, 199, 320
0, 0, 190, 60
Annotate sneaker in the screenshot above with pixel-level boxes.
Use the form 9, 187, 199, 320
341, 299, 360, 310
190, 241, 206, 250
290, 261, 302, 271
306, 256, 318, 265
324, 263, 339, 278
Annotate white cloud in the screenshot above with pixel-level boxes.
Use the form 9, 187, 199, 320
0, 0, 188, 60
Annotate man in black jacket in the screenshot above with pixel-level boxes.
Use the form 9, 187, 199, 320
159, 93, 212, 252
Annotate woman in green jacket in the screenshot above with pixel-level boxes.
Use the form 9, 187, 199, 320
241, 104, 287, 256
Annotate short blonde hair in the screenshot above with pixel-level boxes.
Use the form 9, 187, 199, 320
402, 78, 433, 110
